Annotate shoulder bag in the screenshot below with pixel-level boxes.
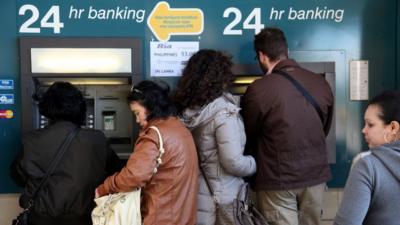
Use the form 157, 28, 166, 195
233, 183, 269, 225
273, 69, 324, 124
198, 157, 268, 225
12, 127, 79, 225
91, 125, 165, 225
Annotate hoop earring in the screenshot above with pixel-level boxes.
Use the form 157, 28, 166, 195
393, 133, 400, 143
384, 132, 390, 144
384, 132, 399, 144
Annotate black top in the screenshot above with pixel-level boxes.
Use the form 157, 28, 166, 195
10, 121, 122, 225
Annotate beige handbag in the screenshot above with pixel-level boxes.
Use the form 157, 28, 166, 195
92, 126, 165, 225
92, 190, 141, 225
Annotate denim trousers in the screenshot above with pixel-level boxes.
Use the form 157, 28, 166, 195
256, 183, 325, 225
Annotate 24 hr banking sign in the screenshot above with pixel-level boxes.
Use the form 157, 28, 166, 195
17, 1, 346, 76
17, 1, 345, 36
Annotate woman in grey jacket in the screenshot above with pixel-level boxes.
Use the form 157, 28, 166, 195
174, 49, 256, 225
334, 90, 400, 225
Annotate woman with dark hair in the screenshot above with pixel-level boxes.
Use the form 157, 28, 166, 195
174, 49, 256, 225
334, 90, 400, 225
11, 81, 121, 225
96, 80, 199, 225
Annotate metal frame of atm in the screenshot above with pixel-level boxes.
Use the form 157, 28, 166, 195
19, 37, 143, 134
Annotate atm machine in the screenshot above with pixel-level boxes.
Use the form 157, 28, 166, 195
19, 37, 142, 158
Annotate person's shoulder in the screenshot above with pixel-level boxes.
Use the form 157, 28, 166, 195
23, 128, 42, 138
351, 151, 372, 169
79, 128, 107, 140
213, 94, 240, 111
253, 74, 279, 84
351, 151, 378, 176
150, 117, 180, 128
246, 75, 279, 96
300, 67, 330, 85
145, 118, 178, 137
22, 130, 43, 145
23, 125, 57, 142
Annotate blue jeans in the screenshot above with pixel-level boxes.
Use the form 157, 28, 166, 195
256, 183, 325, 225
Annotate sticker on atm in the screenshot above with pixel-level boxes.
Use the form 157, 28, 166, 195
0, 80, 14, 90
0, 110, 14, 119
102, 111, 116, 131
0, 94, 14, 104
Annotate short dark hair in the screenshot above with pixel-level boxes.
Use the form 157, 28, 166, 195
254, 27, 288, 61
368, 90, 400, 125
39, 82, 86, 125
173, 49, 234, 114
128, 80, 177, 121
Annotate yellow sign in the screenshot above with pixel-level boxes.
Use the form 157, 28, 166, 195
147, 1, 204, 42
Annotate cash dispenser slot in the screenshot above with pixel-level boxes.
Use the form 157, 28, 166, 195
102, 111, 116, 131
231, 63, 263, 95
231, 75, 262, 95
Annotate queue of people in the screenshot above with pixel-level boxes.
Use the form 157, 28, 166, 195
9, 26, 400, 225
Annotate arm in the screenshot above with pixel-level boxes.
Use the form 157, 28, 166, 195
324, 104, 333, 136
240, 85, 262, 155
97, 131, 159, 197
9, 149, 28, 187
215, 111, 256, 177
334, 158, 373, 225
105, 144, 123, 176
323, 88, 334, 136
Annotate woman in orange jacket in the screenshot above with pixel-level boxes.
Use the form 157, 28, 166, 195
96, 80, 199, 225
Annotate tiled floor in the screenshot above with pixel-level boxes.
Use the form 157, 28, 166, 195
0, 194, 21, 225
322, 221, 334, 225
322, 188, 344, 225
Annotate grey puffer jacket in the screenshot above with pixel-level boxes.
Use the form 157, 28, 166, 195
182, 93, 256, 225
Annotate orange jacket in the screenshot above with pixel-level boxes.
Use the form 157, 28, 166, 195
97, 117, 199, 225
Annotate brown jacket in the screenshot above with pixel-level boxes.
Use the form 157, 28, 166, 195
241, 59, 334, 190
97, 117, 199, 225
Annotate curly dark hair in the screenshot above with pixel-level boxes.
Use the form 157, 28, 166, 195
173, 49, 234, 114
39, 81, 86, 125
127, 80, 177, 121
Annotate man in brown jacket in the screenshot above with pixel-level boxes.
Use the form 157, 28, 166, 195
241, 27, 334, 225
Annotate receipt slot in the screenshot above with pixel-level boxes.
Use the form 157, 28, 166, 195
103, 111, 116, 131
20, 37, 143, 158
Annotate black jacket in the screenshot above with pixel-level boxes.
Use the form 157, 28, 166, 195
10, 121, 122, 225
241, 59, 334, 190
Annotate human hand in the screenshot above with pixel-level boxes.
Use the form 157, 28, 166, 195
95, 188, 100, 198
